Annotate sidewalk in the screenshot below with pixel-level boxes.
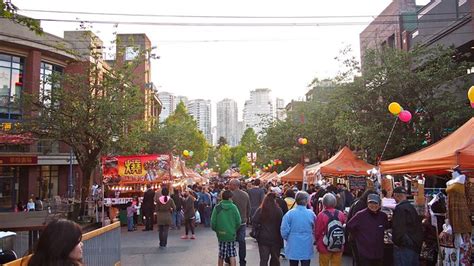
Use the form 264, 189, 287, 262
120, 225, 352, 265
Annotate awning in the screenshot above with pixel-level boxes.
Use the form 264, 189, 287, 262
315, 146, 375, 177
380, 118, 474, 175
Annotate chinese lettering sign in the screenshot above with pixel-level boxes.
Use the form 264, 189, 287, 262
102, 154, 170, 184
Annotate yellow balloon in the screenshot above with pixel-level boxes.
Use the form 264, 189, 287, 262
183, 150, 189, 156
469, 86, 474, 102
388, 102, 402, 115
301, 138, 308, 145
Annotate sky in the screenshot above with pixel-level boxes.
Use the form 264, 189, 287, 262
15, 0, 429, 123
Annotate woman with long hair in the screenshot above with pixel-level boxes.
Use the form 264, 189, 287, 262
28, 219, 83, 266
156, 186, 176, 248
252, 192, 283, 266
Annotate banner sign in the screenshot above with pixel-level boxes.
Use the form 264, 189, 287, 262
348, 176, 367, 190
102, 154, 170, 183
0, 156, 37, 165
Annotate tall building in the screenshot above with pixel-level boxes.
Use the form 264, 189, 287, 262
243, 88, 274, 134
275, 98, 286, 120
174, 96, 188, 108
158, 91, 175, 122
236, 121, 245, 144
216, 99, 238, 146
187, 99, 212, 143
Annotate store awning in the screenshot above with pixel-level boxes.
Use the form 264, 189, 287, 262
380, 118, 474, 175
315, 146, 375, 177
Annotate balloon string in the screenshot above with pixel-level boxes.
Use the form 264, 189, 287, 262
378, 117, 398, 166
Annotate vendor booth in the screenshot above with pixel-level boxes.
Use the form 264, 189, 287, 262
380, 117, 474, 175
280, 163, 304, 183
311, 146, 375, 190
380, 118, 474, 266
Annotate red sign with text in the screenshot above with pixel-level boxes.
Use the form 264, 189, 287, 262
102, 154, 170, 183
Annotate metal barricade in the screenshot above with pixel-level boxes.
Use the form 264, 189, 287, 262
4, 222, 121, 266
82, 222, 121, 266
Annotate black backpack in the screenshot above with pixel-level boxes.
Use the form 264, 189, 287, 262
322, 210, 345, 252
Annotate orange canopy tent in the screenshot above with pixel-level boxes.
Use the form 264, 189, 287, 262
314, 146, 375, 177
380, 117, 474, 175
280, 164, 304, 182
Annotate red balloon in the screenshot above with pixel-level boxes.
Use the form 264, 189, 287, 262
398, 110, 412, 123
471, 102, 474, 108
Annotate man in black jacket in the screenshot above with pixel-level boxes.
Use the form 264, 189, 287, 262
392, 186, 423, 266
142, 184, 155, 231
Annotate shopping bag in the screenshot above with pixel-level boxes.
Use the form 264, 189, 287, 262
195, 210, 201, 224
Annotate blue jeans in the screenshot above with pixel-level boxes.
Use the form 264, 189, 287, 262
236, 224, 246, 265
393, 246, 419, 266
203, 206, 212, 227
127, 216, 134, 231
171, 210, 182, 229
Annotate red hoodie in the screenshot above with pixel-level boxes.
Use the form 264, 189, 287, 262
314, 207, 346, 254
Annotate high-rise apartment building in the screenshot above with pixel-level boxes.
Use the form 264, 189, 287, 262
187, 99, 212, 143
216, 99, 238, 146
243, 88, 273, 134
158, 91, 175, 122
275, 98, 286, 121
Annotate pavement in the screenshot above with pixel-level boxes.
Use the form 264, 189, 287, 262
120, 225, 353, 266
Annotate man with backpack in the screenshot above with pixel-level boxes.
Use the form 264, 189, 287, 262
346, 194, 388, 266
315, 193, 346, 266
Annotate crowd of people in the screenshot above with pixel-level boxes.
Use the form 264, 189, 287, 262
25, 177, 433, 266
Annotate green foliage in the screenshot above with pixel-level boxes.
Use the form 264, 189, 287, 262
261, 45, 473, 166
148, 101, 209, 166
1, 0, 43, 34
215, 144, 232, 174
239, 156, 253, 176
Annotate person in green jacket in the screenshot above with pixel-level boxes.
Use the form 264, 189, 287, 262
211, 190, 241, 266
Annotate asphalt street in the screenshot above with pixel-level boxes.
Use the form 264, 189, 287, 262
120, 225, 352, 266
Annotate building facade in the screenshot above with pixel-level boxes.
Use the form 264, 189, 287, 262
187, 99, 212, 143
275, 98, 286, 120
158, 91, 175, 122
359, 0, 418, 67
0, 18, 161, 211
216, 99, 238, 146
243, 88, 274, 134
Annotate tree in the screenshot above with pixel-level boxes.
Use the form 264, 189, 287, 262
239, 156, 253, 176
1, 0, 42, 34
22, 32, 146, 213
333, 45, 473, 162
217, 136, 228, 148
148, 102, 209, 166
215, 144, 232, 175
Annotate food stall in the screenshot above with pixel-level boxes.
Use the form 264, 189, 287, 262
380, 118, 474, 265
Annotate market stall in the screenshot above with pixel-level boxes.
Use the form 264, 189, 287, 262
280, 163, 304, 183
312, 146, 375, 189
380, 118, 474, 265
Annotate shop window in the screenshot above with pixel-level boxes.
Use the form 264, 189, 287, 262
37, 139, 59, 154
0, 53, 24, 120
40, 165, 59, 199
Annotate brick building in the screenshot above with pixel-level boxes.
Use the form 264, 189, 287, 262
0, 18, 161, 211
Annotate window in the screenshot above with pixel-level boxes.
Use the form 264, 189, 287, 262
37, 139, 59, 154
125, 46, 139, 61
40, 165, 59, 199
40, 62, 63, 107
0, 53, 24, 120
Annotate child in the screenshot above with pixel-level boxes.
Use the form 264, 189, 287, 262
126, 202, 136, 232
211, 190, 241, 266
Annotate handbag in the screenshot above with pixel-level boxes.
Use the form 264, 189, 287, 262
250, 223, 262, 239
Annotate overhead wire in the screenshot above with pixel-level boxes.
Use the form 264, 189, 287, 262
19, 8, 471, 19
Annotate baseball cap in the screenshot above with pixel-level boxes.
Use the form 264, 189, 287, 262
393, 186, 407, 194
367, 194, 381, 204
